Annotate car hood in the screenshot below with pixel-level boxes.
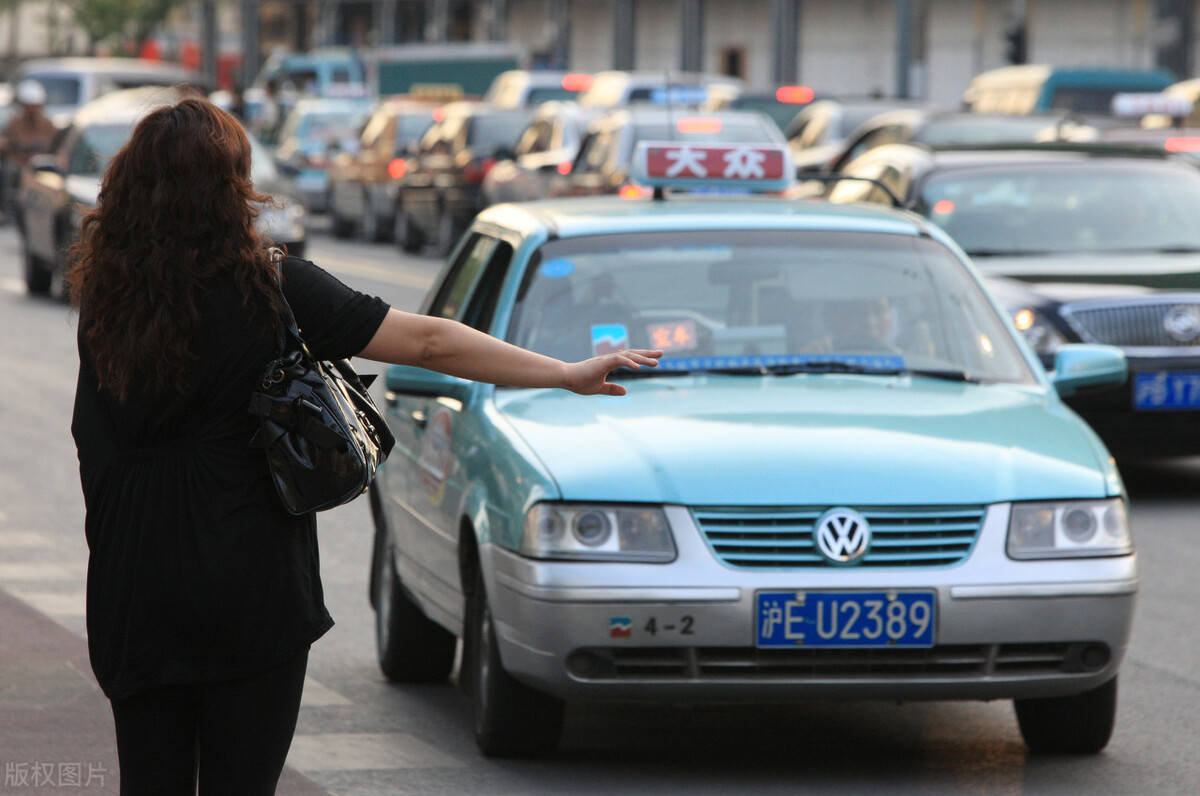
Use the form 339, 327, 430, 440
974, 252, 1200, 291
65, 175, 100, 207
493, 376, 1112, 506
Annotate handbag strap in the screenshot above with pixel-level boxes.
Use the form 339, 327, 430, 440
272, 255, 308, 357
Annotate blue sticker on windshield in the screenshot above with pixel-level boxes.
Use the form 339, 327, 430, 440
656, 354, 906, 371
592, 324, 630, 355
540, 258, 575, 278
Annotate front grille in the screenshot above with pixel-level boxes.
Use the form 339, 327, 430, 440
693, 506, 985, 569
1061, 301, 1200, 348
566, 643, 1109, 681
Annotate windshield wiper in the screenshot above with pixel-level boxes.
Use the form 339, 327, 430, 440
610, 363, 980, 383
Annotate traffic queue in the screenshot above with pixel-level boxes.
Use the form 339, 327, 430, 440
8, 56, 1200, 760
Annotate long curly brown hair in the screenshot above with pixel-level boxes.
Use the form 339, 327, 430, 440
69, 96, 282, 402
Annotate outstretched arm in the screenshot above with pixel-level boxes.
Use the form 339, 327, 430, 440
357, 308, 661, 396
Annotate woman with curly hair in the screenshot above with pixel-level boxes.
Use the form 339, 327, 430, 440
68, 96, 659, 795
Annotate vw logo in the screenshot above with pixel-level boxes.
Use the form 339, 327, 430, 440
814, 508, 871, 566
1163, 305, 1200, 343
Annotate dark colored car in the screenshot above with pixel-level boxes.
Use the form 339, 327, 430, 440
828, 141, 1200, 457
550, 107, 785, 198
481, 101, 602, 205
17, 87, 306, 296
393, 102, 531, 254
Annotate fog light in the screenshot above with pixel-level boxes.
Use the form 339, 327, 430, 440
1082, 644, 1110, 669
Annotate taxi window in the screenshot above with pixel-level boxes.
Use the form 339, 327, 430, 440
509, 230, 1036, 385
395, 114, 432, 148
430, 235, 498, 320
360, 111, 389, 147
575, 130, 616, 172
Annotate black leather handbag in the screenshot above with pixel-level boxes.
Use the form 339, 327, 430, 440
248, 288, 394, 515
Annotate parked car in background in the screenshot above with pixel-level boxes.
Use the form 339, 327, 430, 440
394, 101, 531, 254
963, 65, 1173, 115
369, 142, 1133, 758
483, 70, 594, 108
328, 98, 436, 241
702, 84, 823, 131
1099, 126, 1200, 166
577, 70, 743, 109
482, 102, 602, 205
828, 141, 1200, 457
274, 97, 371, 212
12, 57, 207, 129
17, 87, 305, 296
551, 107, 785, 198
785, 98, 927, 173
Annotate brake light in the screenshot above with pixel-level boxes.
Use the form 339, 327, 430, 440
432, 107, 447, 122
932, 199, 955, 215
388, 157, 408, 179
557, 160, 572, 175
676, 116, 723, 134
462, 156, 497, 183
1165, 136, 1200, 153
776, 85, 815, 104
561, 73, 593, 92
619, 184, 649, 200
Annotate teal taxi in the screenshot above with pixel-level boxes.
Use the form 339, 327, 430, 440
367, 142, 1136, 757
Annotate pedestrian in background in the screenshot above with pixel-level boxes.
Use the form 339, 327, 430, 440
0, 80, 57, 221
67, 96, 657, 795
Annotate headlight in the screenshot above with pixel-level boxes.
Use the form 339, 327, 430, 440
1007, 499, 1132, 559
521, 503, 675, 562
1012, 308, 1066, 356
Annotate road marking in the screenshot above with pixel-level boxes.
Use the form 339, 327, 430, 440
311, 250, 439, 290
300, 676, 352, 707
0, 562, 81, 581
286, 732, 462, 771
0, 531, 48, 548
10, 590, 87, 617
0, 277, 24, 294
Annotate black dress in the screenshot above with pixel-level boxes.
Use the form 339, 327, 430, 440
71, 257, 389, 700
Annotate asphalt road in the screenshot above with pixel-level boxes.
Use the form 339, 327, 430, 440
2, 222, 1199, 795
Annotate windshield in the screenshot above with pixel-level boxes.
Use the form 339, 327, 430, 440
281, 108, 367, 143
921, 163, 1200, 255
526, 87, 580, 105
466, 113, 529, 150
914, 117, 1056, 146
27, 76, 81, 106
68, 123, 134, 175
395, 114, 432, 147
508, 230, 1035, 384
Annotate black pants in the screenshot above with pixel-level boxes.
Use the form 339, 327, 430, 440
109, 648, 308, 796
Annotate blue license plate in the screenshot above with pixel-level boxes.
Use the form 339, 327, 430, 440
1132, 371, 1200, 410
756, 591, 935, 648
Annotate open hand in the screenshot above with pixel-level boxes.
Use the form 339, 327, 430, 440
564, 349, 663, 396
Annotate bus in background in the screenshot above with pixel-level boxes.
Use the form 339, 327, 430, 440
963, 65, 1173, 115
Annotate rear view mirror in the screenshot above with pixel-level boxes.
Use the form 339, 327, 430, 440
1051, 345, 1127, 398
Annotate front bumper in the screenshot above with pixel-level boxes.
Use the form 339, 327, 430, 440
482, 504, 1136, 703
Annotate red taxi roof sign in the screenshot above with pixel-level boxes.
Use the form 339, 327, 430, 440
632, 141, 793, 193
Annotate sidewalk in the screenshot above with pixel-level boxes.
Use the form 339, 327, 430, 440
0, 588, 327, 795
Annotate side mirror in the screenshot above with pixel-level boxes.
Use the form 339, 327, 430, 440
1051, 344, 1127, 398
385, 365, 470, 400
30, 154, 60, 174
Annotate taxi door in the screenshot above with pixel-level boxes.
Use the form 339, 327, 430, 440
393, 233, 514, 620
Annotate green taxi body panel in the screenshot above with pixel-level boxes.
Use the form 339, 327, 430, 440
381, 196, 1123, 559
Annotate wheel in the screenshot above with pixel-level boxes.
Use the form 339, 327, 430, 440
330, 211, 355, 239
464, 565, 563, 757
435, 209, 458, 258
371, 509, 456, 683
1014, 676, 1117, 754
21, 233, 51, 295
394, 205, 423, 253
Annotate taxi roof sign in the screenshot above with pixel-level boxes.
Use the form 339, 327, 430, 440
631, 141, 793, 193
1112, 92, 1193, 119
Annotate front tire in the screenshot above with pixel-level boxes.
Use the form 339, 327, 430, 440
22, 233, 51, 295
464, 566, 564, 757
372, 519, 456, 683
1014, 676, 1118, 754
